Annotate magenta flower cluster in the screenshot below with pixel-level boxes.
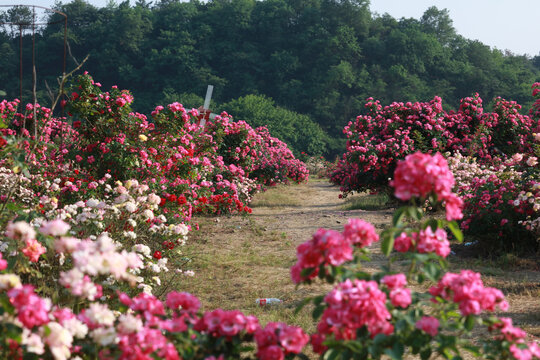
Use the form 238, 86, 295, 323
331, 88, 540, 197
391, 152, 463, 221
290, 219, 378, 284
429, 270, 509, 316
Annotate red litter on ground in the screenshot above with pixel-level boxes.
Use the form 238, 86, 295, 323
256, 298, 282, 306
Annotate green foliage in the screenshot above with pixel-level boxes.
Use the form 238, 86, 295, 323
1, 1, 539, 157
221, 94, 327, 156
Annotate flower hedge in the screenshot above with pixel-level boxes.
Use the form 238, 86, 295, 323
0, 149, 538, 359
330, 84, 540, 254
330, 88, 540, 197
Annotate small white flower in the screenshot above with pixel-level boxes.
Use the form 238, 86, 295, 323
124, 202, 137, 213
91, 327, 118, 346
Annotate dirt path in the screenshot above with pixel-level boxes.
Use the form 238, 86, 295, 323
252, 178, 392, 240
180, 177, 540, 341
180, 178, 393, 333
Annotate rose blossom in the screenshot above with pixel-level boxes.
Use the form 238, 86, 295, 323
40, 219, 70, 237
416, 316, 439, 336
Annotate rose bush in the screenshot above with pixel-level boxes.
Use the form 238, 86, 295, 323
331, 88, 540, 197
448, 149, 539, 254
0, 152, 537, 359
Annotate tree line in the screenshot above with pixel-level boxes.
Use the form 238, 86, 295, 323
1, 0, 539, 156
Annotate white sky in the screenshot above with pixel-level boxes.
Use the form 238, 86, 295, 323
369, 0, 539, 57
4, 0, 539, 57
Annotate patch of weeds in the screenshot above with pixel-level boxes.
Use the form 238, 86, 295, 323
343, 192, 394, 211
250, 186, 302, 208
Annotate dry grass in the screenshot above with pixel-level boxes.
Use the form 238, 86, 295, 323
166, 214, 331, 334
162, 179, 540, 358
342, 191, 394, 211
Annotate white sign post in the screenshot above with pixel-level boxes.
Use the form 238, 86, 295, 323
199, 85, 217, 127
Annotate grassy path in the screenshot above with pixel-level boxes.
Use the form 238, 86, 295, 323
176, 177, 540, 345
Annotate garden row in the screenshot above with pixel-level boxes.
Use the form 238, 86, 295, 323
0, 74, 538, 359
331, 83, 540, 254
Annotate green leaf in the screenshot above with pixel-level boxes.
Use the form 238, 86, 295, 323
392, 207, 407, 227
420, 348, 432, 360
462, 344, 480, 357
447, 221, 463, 243
424, 219, 439, 232
464, 315, 475, 331
422, 261, 441, 281
300, 267, 315, 278
384, 342, 404, 360
313, 304, 326, 320
323, 348, 340, 360
381, 234, 395, 257
407, 206, 423, 221
294, 297, 312, 315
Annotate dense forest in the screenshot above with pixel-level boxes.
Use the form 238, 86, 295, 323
1, 0, 539, 156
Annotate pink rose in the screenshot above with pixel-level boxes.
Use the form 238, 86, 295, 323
416, 316, 439, 336
22, 238, 46, 262
390, 288, 411, 308
40, 219, 70, 237
381, 274, 407, 289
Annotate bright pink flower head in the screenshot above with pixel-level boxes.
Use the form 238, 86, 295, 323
381, 274, 407, 289
195, 309, 225, 334
8, 285, 50, 329
343, 218, 379, 247
254, 324, 279, 349
311, 333, 328, 354
279, 325, 310, 354
429, 270, 508, 316
390, 288, 411, 308
255, 322, 308, 358
218, 310, 247, 337
291, 228, 353, 284
165, 291, 200, 314
257, 345, 284, 360
0, 252, 7, 271
130, 292, 165, 316
510, 344, 533, 360
318, 279, 393, 340
394, 232, 412, 252
416, 316, 439, 336
391, 152, 463, 220
416, 227, 451, 258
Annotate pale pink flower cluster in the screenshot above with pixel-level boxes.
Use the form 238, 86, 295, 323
254, 322, 310, 360
5, 221, 46, 262
313, 279, 392, 353
0, 167, 35, 204
291, 220, 378, 284
40, 219, 70, 236
391, 152, 463, 220
429, 270, 508, 316
56, 231, 143, 300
